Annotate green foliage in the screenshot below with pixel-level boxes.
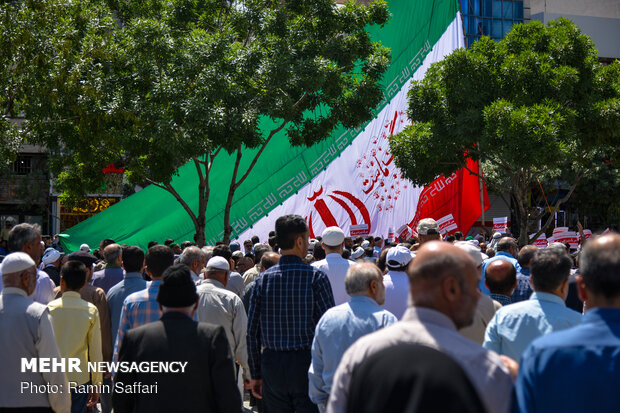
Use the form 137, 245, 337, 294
390, 18, 620, 243
1, 0, 390, 211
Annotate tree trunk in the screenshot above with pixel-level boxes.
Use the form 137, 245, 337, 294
222, 147, 243, 244
511, 174, 530, 247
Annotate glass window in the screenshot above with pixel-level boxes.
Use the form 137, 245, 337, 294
493, 0, 502, 18
514, 1, 523, 20
460, 0, 470, 15
491, 20, 503, 38
503, 20, 514, 36
503, 1, 514, 19
479, 18, 491, 36
482, 0, 493, 17
12, 157, 31, 175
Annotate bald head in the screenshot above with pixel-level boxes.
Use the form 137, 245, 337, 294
260, 252, 280, 271
408, 241, 479, 329
579, 233, 620, 306
485, 259, 517, 296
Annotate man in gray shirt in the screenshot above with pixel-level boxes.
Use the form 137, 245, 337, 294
0, 252, 71, 413
197, 256, 250, 390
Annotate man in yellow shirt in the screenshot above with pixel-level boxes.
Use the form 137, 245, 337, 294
48, 261, 103, 413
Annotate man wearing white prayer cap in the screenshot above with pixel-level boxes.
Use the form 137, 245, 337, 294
312, 226, 356, 305
196, 256, 251, 393
0, 252, 71, 412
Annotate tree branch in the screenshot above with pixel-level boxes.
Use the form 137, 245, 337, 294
192, 156, 205, 184
207, 147, 222, 173
529, 169, 587, 243
145, 177, 198, 226
462, 163, 512, 194
234, 120, 287, 188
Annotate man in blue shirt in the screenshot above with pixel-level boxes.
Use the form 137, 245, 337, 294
104, 245, 148, 413
515, 233, 620, 412
247, 215, 335, 413
483, 248, 581, 362
93, 244, 125, 293
308, 263, 397, 412
511, 245, 537, 303
480, 237, 521, 294
106, 246, 147, 342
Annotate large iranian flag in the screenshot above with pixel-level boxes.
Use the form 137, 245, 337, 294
237, 0, 471, 241
60, 0, 481, 251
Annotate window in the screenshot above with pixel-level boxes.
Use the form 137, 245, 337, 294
12, 157, 32, 175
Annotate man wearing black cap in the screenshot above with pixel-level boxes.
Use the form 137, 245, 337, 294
113, 264, 241, 413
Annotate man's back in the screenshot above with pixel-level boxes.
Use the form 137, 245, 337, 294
113, 312, 241, 413
308, 296, 397, 406
484, 292, 582, 362
106, 273, 147, 343
93, 266, 125, 293
312, 254, 355, 305
197, 279, 249, 376
383, 270, 409, 319
113, 280, 161, 362
248, 255, 334, 355
515, 308, 620, 412
48, 292, 103, 386
327, 307, 513, 413
0, 290, 70, 412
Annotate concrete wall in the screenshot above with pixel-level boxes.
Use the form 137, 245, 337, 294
530, 0, 620, 59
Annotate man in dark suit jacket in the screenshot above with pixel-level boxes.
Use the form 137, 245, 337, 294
112, 264, 241, 413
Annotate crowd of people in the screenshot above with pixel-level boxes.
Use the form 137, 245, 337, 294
0, 216, 619, 413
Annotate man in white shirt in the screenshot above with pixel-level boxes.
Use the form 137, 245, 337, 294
326, 241, 514, 413
0, 252, 71, 413
312, 227, 355, 305
196, 256, 250, 389
383, 245, 413, 319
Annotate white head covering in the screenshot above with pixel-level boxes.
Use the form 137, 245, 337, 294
1, 252, 35, 275
39, 248, 61, 269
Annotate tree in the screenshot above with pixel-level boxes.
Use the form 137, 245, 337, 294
390, 18, 620, 246
2, 0, 390, 245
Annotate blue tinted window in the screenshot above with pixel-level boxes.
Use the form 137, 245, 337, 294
493, 0, 502, 18
514, 1, 524, 19
491, 20, 503, 38
483, 0, 493, 16
503, 1, 514, 19
503, 20, 514, 36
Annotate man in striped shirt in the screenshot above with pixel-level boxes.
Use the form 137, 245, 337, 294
247, 215, 335, 413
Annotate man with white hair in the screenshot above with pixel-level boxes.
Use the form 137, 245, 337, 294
197, 256, 250, 391
180, 246, 206, 283
308, 263, 396, 412
0, 252, 71, 412
383, 245, 414, 319
0, 223, 55, 304
312, 227, 355, 305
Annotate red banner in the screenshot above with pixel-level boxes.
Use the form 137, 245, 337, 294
408, 159, 489, 236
